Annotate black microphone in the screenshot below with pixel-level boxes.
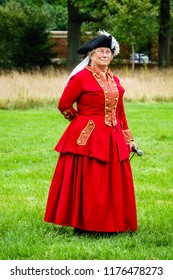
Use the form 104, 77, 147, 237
132, 147, 143, 156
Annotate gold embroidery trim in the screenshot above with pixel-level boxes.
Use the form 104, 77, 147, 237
77, 120, 95, 145
123, 129, 134, 143
62, 109, 76, 120
91, 71, 119, 127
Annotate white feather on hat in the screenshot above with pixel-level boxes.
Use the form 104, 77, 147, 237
98, 30, 120, 56
65, 30, 120, 84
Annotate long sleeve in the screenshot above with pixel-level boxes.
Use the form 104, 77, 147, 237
118, 92, 134, 144
58, 75, 82, 120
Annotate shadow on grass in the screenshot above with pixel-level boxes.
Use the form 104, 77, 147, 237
44, 224, 138, 240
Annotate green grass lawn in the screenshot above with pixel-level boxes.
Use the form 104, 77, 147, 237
0, 102, 173, 260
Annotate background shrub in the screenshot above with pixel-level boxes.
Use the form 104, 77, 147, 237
0, 1, 56, 70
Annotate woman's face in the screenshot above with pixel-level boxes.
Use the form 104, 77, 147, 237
90, 47, 112, 68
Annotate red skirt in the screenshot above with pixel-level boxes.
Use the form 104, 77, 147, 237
44, 131, 137, 232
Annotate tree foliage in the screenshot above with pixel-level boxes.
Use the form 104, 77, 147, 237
0, 0, 56, 70
70, 0, 172, 68
66, 0, 108, 69
0, 0, 172, 70
66, 0, 160, 68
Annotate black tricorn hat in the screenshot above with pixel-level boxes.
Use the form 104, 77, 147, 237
77, 35, 113, 55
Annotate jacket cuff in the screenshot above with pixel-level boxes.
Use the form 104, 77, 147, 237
123, 129, 134, 144
62, 107, 77, 121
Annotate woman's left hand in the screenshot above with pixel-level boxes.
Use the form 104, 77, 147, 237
129, 141, 138, 152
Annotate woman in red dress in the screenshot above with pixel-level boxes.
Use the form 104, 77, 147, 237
44, 31, 138, 234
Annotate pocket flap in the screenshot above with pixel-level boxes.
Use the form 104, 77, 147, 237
77, 120, 95, 145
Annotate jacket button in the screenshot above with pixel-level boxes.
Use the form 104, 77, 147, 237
89, 121, 93, 125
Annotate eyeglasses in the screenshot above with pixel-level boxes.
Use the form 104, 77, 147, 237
94, 49, 112, 56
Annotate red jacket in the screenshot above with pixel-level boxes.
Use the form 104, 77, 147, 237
55, 66, 134, 162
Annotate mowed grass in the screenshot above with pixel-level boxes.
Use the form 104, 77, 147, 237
0, 102, 173, 260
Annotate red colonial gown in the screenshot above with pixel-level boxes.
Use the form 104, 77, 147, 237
44, 66, 137, 232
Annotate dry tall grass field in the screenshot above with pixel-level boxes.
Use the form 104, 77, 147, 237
0, 67, 173, 109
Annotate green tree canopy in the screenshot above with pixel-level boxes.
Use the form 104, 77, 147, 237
0, 0, 56, 70
0, 0, 172, 69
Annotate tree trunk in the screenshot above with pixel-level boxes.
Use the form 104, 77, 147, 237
158, 0, 171, 67
131, 42, 135, 73
66, 1, 82, 70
